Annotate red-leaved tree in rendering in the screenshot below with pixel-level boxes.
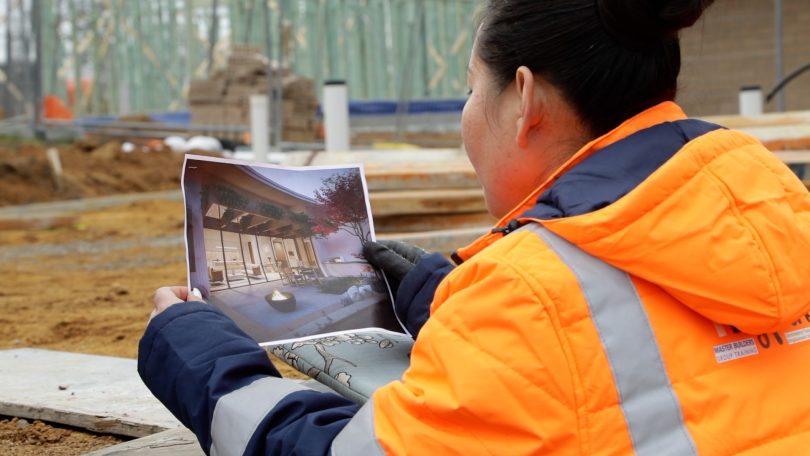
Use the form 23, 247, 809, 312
312, 170, 371, 244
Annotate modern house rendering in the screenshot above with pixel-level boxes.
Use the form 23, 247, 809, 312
187, 160, 325, 293
183, 157, 400, 343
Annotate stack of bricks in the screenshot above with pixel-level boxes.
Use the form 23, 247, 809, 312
188, 44, 319, 143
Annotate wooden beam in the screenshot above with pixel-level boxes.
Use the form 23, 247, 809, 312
369, 188, 486, 217
773, 150, 810, 164
363, 162, 479, 191
374, 211, 496, 233
378, 226, 489, 256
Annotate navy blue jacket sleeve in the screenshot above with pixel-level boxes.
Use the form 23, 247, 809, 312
138, 302, 359, 455
395, 252, 454, 338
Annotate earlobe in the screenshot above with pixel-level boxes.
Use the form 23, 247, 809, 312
516, 117, 529, 148
515, 66, 538, 149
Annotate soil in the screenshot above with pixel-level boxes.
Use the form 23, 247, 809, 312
0, 417, 120, 456
0, 138, 304, 455
0, 138, 186, 207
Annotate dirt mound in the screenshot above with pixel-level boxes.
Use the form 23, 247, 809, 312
0, 417, 119, 455
0, 139, 189, 207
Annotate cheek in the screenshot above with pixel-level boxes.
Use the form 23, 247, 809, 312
461, 98, 504, 214
461, 98, 486, 167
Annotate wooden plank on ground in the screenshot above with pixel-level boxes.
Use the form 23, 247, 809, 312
0, 348, 180, 438
738, 125, 810, 142
278, 149, 468, 167
374, 211, 496, 233
702, 111, 810, 129
84, 427, 204, 456
379, 226, 490, 255
369, 188, 486, 216
364, 162, 479, 191
773, 150, 810, 164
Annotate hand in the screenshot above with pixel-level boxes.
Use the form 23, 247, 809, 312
362, 240, 428, 296
150, 286, 197, 321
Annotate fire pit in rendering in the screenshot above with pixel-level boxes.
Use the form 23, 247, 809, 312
265, 289, 297, 313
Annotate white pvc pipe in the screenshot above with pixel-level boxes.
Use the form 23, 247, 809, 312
250, 94, 270, 161
46, 147, 63, 191
739, 86, 763, 116
323, 80, 350, 152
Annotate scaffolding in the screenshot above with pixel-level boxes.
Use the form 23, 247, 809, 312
0, 0, 478, 121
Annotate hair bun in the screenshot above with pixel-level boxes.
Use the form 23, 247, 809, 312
596, 0, 714, 47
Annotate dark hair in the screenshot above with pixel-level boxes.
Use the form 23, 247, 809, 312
477, 0, 714, 136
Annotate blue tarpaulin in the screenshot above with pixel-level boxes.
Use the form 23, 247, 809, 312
75, 99, 466, 125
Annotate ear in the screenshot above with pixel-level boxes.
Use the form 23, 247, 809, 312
515, 66, 541, 149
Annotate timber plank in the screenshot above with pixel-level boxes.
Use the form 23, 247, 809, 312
364, 162, 479, 191
702, 111, 810, 129
773, 150, 810, 164
369, 188, 486, 217
0, 349, 180, 438
374, 211, 496, 233
378, 226, 490, 255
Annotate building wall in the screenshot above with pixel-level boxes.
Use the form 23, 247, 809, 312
678, 0, 810, 116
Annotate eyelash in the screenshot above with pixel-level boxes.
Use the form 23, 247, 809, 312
466, 89, 472, 97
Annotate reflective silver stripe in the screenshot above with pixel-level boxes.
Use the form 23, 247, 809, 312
210, 377, 311, 456
331, 400, 386, 456
523, 224, 697, 456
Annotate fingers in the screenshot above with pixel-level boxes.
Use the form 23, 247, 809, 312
168, 285, 190, 301
379, 240, 427, 264
363, 241, 415, 281
362, 241, 388, 267
152, 286, 189, 316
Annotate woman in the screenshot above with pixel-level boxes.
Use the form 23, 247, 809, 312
140, 1, 810, 454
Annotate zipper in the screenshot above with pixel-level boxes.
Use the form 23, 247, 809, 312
491, 218, 523, 236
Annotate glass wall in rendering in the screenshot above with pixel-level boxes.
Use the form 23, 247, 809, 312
204, 228, 228, 292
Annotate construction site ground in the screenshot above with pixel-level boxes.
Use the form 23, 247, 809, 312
0, 140, 304, 455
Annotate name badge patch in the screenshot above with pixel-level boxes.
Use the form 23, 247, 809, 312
713, 338, 758, 363
785, 327, 810, 345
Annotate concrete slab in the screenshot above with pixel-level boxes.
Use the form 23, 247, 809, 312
0, 348, 180, 438
83, 427, 204, 456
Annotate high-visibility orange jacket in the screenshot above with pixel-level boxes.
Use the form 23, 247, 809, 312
371, 101, 810, 455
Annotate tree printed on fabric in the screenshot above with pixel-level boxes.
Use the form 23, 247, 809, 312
272, 333, 397, 388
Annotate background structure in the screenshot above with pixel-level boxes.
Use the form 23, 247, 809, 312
0, 0, 808, 121
0, 0, 478, 119
680, 0, 810, 116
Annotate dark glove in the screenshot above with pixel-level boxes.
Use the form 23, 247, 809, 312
362, 240, 428, 296
364, 240, 453, 338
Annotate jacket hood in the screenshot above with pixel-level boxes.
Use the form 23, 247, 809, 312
546, 127, 810, 334
459, 103, 810, 334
